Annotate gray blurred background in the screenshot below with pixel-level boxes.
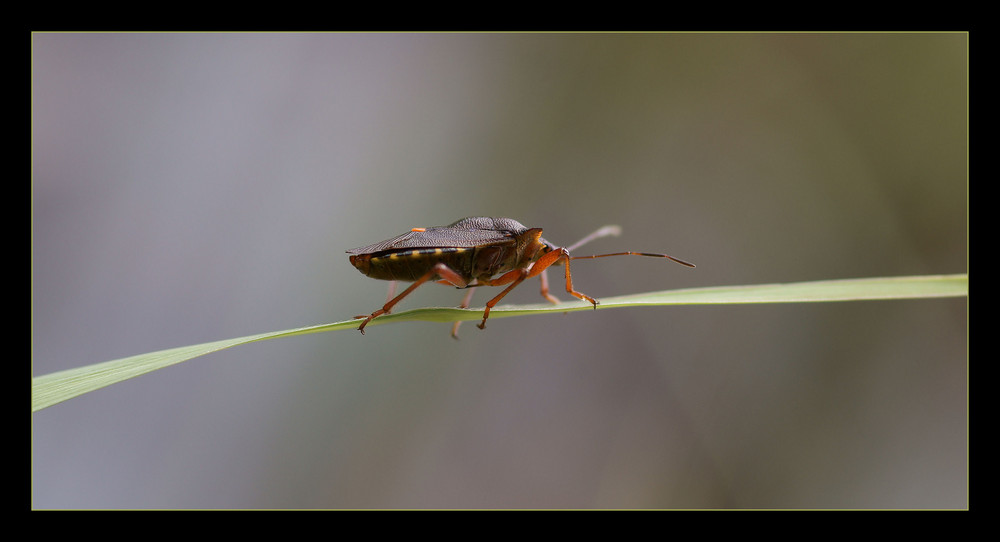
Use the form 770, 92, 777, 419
32, 33, 966, 509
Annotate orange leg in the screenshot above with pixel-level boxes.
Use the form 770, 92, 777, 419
555, 252, 598, 307
450, 286, 478, 339
538, 268, 560, 304
475, 270, 530, 330
355, 263, 469, 334
474, 248, 598, 330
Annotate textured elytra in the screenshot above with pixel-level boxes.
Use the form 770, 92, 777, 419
346, 217, 535, 255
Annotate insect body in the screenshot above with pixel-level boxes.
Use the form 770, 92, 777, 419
347, 217, 694, 336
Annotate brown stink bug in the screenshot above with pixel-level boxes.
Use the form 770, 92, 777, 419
347, 217, 694, 337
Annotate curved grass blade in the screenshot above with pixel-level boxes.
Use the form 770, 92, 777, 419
32, 274, 966, 412
31, 322, 357, 412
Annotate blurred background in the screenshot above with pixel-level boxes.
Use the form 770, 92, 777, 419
32, 33, 966, 509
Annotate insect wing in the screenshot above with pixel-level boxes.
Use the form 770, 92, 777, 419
346, 225, 514, 255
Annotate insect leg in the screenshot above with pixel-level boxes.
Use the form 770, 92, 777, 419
356, 262, 469, 334
475, 269, 531, 330
529, 248, 598, 307
536, 225, 621, 304
450, 286, 477, 339
537, 268, 560, 304
474, 246, 601, 331
383, 280, 398, 314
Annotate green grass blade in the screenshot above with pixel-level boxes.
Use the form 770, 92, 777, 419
32, 274, 966, 412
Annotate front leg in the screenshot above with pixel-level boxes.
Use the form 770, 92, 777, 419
537, 268, 560, 305
528, 248, 598, 307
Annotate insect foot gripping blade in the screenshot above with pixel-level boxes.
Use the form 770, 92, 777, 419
346, 217, 694, 336
354, 262, 469, 334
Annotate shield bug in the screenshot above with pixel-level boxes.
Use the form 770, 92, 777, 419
347, 217, 695, 337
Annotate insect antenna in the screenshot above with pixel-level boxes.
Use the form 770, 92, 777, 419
564, 224, 695, 268
564, 225, 622, 252
571, 251, 695, 268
